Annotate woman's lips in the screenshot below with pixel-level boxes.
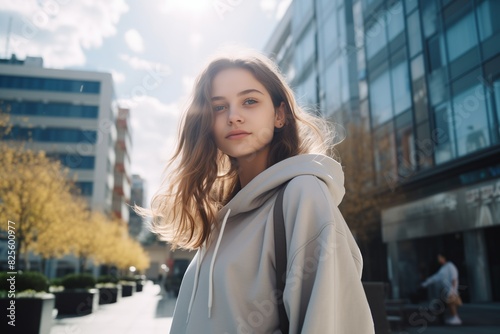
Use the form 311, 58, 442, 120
226, 130, 250, 139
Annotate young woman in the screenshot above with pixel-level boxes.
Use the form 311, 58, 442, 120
143, 50, 374, 333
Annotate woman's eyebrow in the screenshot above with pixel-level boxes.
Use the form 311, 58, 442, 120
211, 89, 264, 101
237, 89, 264, 96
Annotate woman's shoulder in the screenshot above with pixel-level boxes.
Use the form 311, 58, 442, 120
282, 175, 335, 214
285, 175, 331, 198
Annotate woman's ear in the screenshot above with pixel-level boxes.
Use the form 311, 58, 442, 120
274, 102, 286, 128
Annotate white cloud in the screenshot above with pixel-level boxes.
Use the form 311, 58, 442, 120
110, 69, 126, 84
182, 75, 196, 95
123, 96, 183, 205
124, 29, 144, 53
160, 0, 211, 13
189, 33, 203, 48
0, 0, 129, 68
260, 0, 277, 13
119, 54, 171, 74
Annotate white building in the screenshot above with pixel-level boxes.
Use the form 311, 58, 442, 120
0, 55, 122, 276
0, 56, 117, 215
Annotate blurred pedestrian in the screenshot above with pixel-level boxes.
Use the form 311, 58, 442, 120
421, 252, 462, 325
136, 49, 374, 333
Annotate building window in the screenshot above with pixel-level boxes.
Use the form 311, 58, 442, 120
295, 24, 316, 71
391, 60, 412, 116
433, 103, 456, 164
387, 1, 405, 41
4, 126, 97, 143
75, 182, 93, 196
295, 71, 317, 108
324, 60, 341, 114
369, 68, 392, 125
395, 111, 416, 177
421, 0, 438, 38
320, 11, 338, 59
477, 0, 500, 41
0, 75, 101, 94
340, 54, 350, 103
407, 10, 422, 57
374, 122, 396, 185
452, 85, 490, 157
494, 79, 500, 141
427, 34, 446, 72
47, 154, 95, 169
365, 17, 388, 59
445, 12, 478, 62
3, 100, 98, 118
405, 0, 418, 14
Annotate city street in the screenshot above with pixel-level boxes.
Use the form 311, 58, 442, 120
47, 280, 500, 334
50, 281, 175, 334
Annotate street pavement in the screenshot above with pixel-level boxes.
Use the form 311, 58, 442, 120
393, 302, 500, 334
50, 281, 175, 334
48, 281, 500, 334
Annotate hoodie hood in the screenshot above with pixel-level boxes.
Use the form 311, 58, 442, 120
172, 153, 372, 334
217, 153, 345, 221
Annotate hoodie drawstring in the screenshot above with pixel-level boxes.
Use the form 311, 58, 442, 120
186, 246, 205, 323
208, 208, 231, 318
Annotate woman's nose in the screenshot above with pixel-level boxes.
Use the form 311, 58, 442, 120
227, 106, 244, 124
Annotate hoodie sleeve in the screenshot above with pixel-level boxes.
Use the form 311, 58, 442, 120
281, 175, 374, 334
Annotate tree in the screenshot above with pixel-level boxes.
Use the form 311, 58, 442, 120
336, 122, 380, 242
336, 121, 404, 281
33, 192, 89, 272
95, 218, 150, 274
0, 144, 75, 270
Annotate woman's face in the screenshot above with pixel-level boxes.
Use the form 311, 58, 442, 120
211, 67, 284, 161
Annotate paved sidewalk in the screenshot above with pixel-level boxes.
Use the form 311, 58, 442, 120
393, 302, 500, 334
48, 282, 500, 334
50, 281, 175, 334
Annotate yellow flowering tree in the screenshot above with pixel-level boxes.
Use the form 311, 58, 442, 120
0, 144, 74, 270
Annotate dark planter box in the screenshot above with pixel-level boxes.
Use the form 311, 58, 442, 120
54, 289, 99, 315
135, 281, 144, 292
0, 295, 55, 334
98, 286, 122, 304
121, 284, 136, 297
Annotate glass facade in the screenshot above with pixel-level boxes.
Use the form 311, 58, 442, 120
3, 126, 97, 143
0, 75, 101, 94
1, 100, 98, 118
47, 153, 96, 169
287, 0, 499, 183
269, 0, 500, 299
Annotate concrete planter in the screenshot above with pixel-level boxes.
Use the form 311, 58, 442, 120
0, 294, 55, 334
121, 283, 136, 297
54, 289, 99, 315
98, 286, 122, 304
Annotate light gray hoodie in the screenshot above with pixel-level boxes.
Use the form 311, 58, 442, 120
170, 154, 375, 334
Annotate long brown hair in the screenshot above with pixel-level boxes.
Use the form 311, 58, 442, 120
137, 49, 334, 250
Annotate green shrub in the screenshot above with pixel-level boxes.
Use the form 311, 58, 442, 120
60, 273, 96, 290
0, 271, 49, 292
97, 275, 119, 284
50, 277, 63, 286
119, 276, 136, 282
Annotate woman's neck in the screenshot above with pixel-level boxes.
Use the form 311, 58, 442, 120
236, 146, 270, 188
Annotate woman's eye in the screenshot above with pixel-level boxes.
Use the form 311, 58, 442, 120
244, 99, 257, 105
213, 105, 226, 112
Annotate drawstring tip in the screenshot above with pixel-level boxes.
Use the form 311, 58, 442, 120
208, 307, 212, 318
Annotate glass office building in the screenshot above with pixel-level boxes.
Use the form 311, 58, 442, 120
266, 0, 500, 302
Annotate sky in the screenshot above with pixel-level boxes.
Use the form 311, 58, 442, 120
0, 0, 292, 206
